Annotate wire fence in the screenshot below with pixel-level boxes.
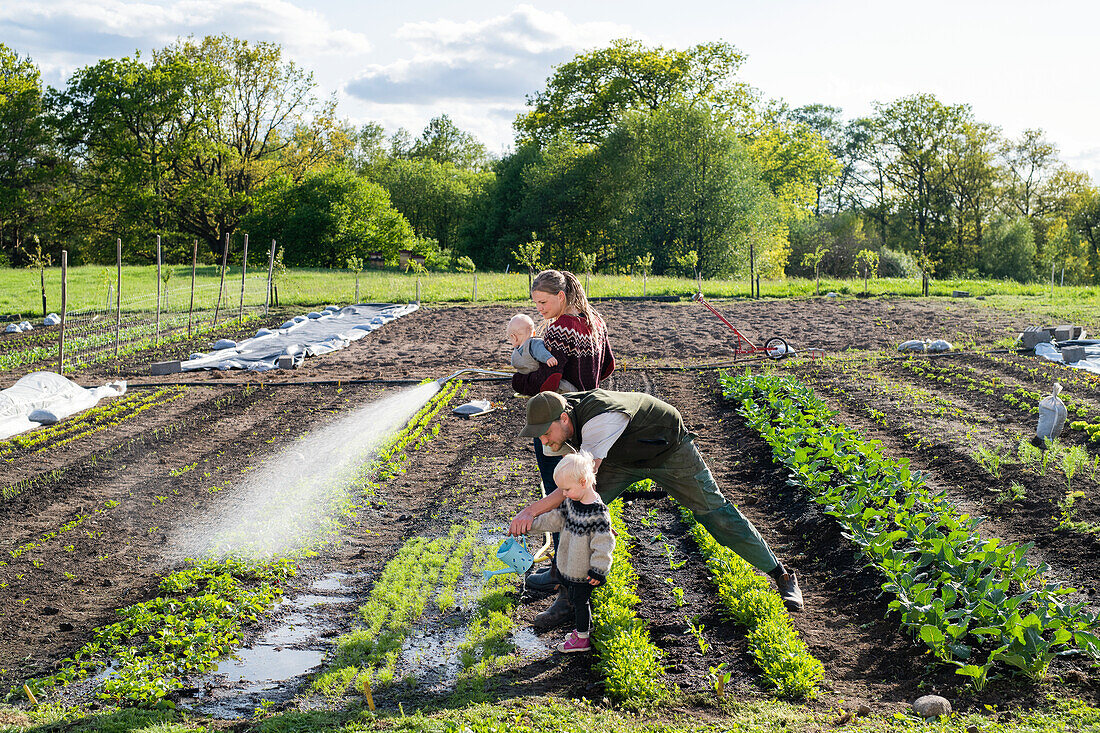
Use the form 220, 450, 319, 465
1, 242, 275, 374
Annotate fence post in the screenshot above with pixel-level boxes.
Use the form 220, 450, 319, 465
59, 250, 67, 374
238, 234, 248, 323
750, 242, 755, 299
188, 239, 197, 337
472, 273, 477, 302
115, 238, 121, 357
643, 271, 647, 297
155, 235, 162, 346
265, 239, 276, 315
416, 276, 421, 305
214, 232, 229, 325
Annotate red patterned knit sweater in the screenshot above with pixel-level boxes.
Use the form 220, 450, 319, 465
512, 313, 615, 395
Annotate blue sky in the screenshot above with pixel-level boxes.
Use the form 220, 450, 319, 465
4, 0, 1098, 181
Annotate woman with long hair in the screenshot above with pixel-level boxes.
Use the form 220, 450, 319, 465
512, 269, 615, 628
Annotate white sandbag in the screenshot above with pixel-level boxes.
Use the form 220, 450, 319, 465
255, 328, 274, 337
29, 408, 59, 424
928, 340, 953, 353
292, 315, 308, 323
43, 313, 61, 326
279, 320, 296, 329
0, 372, 126, 439
898, 340, 927, 352
1037, 383, 1068, 441
212, 339, 238, 350
19, 321, 32, 331
307, 311, 323, 319
5, 323, 19, 333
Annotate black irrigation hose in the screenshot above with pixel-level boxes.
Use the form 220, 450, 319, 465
122, 362, 757, 389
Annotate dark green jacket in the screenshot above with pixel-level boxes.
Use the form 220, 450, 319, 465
565, 389, 689, 468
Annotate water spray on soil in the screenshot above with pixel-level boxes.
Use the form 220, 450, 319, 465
174, 381, 441, 559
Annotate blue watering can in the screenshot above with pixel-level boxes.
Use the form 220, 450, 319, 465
483, 536, 534, 580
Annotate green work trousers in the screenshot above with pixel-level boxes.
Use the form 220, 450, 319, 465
595, 439, 779, 573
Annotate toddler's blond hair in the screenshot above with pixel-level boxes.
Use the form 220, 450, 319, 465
554, 450, 596, 489
507, 313, 536, 339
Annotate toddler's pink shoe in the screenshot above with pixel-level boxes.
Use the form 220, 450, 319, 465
557, 631, 591, 653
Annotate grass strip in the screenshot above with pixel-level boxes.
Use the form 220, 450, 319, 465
680, 506, 823, 699
590, 499, 667, 706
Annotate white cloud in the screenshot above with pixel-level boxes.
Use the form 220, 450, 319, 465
344, 5, 631, 105
1, 0, 369, 84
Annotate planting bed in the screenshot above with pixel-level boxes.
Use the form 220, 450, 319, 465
2, 296, 1100, 729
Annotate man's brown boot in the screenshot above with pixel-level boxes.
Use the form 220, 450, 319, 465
533, 589, 573, 629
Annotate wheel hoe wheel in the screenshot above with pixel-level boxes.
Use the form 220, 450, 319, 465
765, 336, 790, 360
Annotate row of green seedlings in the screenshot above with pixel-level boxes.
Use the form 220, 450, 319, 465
15, 385, 460, 706
1, 385, 251, 501
590, 498, 667, 706
19, 557, 296, 707
978, 351, 1100, 396
722, 369, 1100, 691
680, 506, 823, 699
900, 358, 1100, 442
0, 312, 259, 372
816, 356, 1100, 521
0, 387, 188, 461
368, 379, 465, 485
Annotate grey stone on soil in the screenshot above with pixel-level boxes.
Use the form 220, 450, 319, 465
1062, 345, 1088, 363
1021, 328, 1051, 349
1053, 325, 1074, 341
150, 360, 182, 375
913, 695, 952, 718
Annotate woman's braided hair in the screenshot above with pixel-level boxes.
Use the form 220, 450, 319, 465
531, 269, 594, 323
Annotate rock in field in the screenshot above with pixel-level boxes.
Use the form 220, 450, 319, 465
913, 694, 952, 718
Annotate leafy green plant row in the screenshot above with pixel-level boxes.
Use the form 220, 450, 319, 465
981, 351, 1100, 395
591, 499, 667, 706
722, 370, 1100, 690
369, 379, 464, 484
453, 543, 521, 703
901, 359, 1100, 441
316, 520, 481, 693
680, 507, 823, 699
0, 387, 188, 460
22, 557, 296, 706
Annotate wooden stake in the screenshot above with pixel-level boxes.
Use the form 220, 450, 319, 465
472, 272, 477, 301
155, 235, 162, 346
23, 683, 37, 706
59, 250, 67, 374
265, 239, 276, 315
214, 232, 229, 325
416, 276, 421, 304
115, 238, 121, 357
188, 239, 198, 337
238, 234, 248, 323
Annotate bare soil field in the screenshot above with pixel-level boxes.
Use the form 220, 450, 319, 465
1, 296, 1098, 719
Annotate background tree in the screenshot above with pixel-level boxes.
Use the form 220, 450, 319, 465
516, 39, 754, 145
243, 167, 415, 268
0, 45, 54, 263
854, 248, 879, 294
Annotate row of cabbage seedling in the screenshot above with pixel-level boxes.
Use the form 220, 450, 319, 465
0, 387, 188, 461
722, 369, 1100, 690
16, 382, 462, 706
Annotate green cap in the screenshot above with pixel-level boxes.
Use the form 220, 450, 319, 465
520, 392, 567, 438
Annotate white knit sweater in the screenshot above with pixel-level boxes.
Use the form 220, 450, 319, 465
530, 498, 614, 584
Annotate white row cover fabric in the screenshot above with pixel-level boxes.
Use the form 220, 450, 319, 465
1035, 342, 1100, 375
0, 371, 127, 440
180, 303, 419, 372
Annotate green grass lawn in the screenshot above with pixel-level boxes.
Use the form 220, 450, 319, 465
2, 266, 1099, 340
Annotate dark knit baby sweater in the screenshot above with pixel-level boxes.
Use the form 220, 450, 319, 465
529, 497, 614, 584
512, 313, 615, 395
